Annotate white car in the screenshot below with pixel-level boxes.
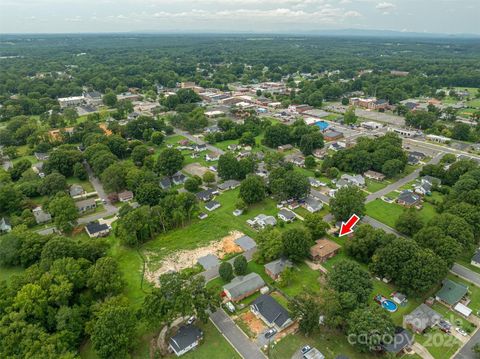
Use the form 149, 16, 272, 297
225, 302, 235, 313
455, 327, 468, 337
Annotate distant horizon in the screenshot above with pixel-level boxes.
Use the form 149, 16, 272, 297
1, 28, 479, 38
1, 0, 478, 35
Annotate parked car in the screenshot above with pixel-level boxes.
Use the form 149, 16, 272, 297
265, 328, 277, 339
455, 327, 468, 337
187, 316, 196, 325
301, 345, 312, 354
225, 302, 235, 313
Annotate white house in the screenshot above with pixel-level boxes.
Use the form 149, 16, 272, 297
169, 325, 203, 357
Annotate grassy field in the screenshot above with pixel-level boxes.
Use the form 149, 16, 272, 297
271, 330, 371, 359
365, 179, 390, 193
66, 177, 95, 193
366, 199, 438, 229
415, 328, 461, 359
141, 188, 304, 270
0, 266, 25, 284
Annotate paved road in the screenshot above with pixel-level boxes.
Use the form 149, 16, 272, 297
361, 216, 406, 237
455, 328, 480, 359
77, 161, 119, 224
174, 128, 225, 154
451, 264, 480, 287
209, 309, 266, 359
366, 153, 443, 203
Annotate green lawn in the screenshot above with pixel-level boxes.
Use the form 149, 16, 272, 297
142, 188, 293, 270
415, 329, 461, 359
182, 321, 241, 359
365, 179, 390, 193
66, 177, 95, 193
365, 199, 404, 228
0, 266, 25, 284
271, 330, 372, 359
366, 199, 438, 229
279, 262, 322, 298
80, 321, 240, 359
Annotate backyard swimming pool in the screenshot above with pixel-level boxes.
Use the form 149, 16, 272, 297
381, 299, 398, 312
315, 121, 329, 131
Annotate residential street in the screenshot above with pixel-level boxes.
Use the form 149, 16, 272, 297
455, 328, 480, 359
78, 161, 119, 224
361, 215, 406, 237
366, 153, 443, 203
451, 264, 480, 288
174, 128, 225, 154
209, 309, 266, 359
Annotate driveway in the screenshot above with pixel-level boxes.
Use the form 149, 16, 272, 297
451, 264, 480, 288
209, 309, 266, 359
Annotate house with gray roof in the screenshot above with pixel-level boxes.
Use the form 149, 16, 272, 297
397, 190, 421, 208
75, 198, 97, 214
0, 217, 12, 233
404, 304, 442, 333
340, 174, 365, 187
217, 180, 240, 191
223, 272, 265, 302
264, 258, 292, 280
303, 196, 323, 213
251, 294, 294, 331
169, 324, 203, 357
247, 214, 277, 229
278, 208, 296, 222
381, 327, 414, 354
234, 235, 256, 252
197, 254, 219, 270
160, 177, 172, 189
69, 184, 84, 197
205, 200, 220, 212
471, 250, 480, 268
32, 206, 52, 224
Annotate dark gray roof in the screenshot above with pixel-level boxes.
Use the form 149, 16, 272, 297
85, 222, 109, 235
197, 254, 220, 270
205, 200, 220, 210
264, 258, 292, 276
223, 272, 265, 299
218, 180, 240, 190
234, 235, 256, 251
382, 327, 414, 353
251, 294, 291, 328
472, 250, 480, 264
278, 208, 296, 220
404, 304, 442, 332
398, 190, 420, 205
196, 188, 216, 201
160, 177, 171, 189
169, 325, 203, 353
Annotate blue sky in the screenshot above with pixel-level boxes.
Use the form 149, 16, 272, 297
0, 0, 478, 34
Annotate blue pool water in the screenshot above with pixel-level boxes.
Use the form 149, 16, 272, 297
315, 121, 329, 131
382, 299, 398, 312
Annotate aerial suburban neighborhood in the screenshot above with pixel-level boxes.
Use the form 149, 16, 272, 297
1, 5, 480, 359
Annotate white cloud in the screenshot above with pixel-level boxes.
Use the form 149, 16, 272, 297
375, 1, 395, 14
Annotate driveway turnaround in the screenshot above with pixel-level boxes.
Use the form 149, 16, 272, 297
209, 309, 266, 359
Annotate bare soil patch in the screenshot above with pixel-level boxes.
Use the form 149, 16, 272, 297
239, 311, 266, 335
144, 230, 244, 285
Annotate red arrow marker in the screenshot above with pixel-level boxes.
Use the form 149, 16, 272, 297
339, 214, 360, 237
